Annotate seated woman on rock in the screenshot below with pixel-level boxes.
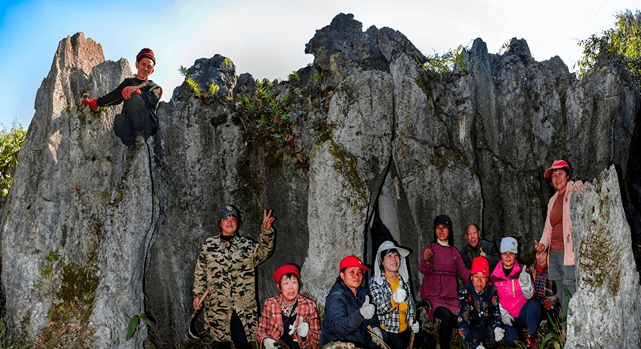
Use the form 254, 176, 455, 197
370, 241, 436, 349
321, 255, 386, 349
256, 264, 321, 349
490, 237, 540, 348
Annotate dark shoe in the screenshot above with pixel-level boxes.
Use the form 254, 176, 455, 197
524, 332, 539, 348
126, 144, 136, 161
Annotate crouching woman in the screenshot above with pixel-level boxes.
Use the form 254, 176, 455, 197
256, 264, 321, 349
458, 257, 505, 349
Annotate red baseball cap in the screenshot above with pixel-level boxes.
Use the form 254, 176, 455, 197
273, 264, 300, 284
544, 159, 570, 178
470, 256, 489, 277
339, 255, 369, 272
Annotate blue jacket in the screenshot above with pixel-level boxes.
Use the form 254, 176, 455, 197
457, 283, 503, 348
320, 281, 381, 347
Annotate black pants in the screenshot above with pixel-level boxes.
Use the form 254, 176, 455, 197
114, 95, 151, 146
214, 311, 251, 349
386, 328, 436, 349
434, 307, 457, 349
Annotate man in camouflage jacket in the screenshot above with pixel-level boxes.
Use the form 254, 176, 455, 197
193, 206, 275, 348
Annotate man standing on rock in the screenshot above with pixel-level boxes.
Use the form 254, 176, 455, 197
193, 206, 276, 349
81, 48, 162, 154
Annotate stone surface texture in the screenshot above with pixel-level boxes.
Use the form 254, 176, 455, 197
1, 13, 640, 348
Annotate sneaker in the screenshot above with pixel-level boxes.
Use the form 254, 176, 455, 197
524, 332, 539, 348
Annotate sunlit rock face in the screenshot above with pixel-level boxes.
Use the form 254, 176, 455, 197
2, 13, 640, 348
566, 165, 641, 349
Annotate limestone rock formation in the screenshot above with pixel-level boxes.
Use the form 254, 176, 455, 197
1, 13, 640, 349
566, 165, 641, 349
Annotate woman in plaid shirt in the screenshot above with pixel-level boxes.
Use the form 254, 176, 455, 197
256, 264, 321, 349
370, 241, 436, 349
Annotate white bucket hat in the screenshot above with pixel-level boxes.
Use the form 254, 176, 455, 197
372, 240, 411, 285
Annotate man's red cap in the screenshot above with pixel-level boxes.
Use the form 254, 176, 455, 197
339, 255, 369, 272
470, 256, 489, 277
137, 48, 155, 65
273, 264, 300, 284
544, 159, 570, 178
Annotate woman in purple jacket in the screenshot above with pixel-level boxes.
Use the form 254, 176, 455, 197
420, 215, 469, 349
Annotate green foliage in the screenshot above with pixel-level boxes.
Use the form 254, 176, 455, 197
288, 70, 300, 82
46, 251, 59, 263
498, 41, 511, 55
281, 92, 292, 104
576, 9, 641, 78
223, 57, 232, 67
209, 83, 219, 96
0, 125, 26, 197
257, 82, 286, 120
40, 250, 60, 279
186, 78, 201, 97
126, 313, 152, 341
237, 93, 254, 109
423, 45, 467, 72
179, 65, 202, 97
312, 74, 323, 83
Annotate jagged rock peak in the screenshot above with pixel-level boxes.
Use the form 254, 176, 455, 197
305, 13, 425, 77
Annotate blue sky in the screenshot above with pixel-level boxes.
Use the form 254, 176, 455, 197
0, 0, 638, 131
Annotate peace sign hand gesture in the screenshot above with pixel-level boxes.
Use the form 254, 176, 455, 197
262, 209, 275, 230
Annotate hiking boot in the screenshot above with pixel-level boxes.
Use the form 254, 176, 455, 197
524, 332, 539, 348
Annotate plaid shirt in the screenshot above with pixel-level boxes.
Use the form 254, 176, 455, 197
527, 264, 559, 308
369, 275, 415, 333
256, 294, 321, 349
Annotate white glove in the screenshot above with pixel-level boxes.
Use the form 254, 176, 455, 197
519, 270, 534, 299
476, 345, 485, 349
264, 338, 277, 349
494, 327, 505, 342
410, 321, 420, 333
392, 280, 407, 303
372, 327, 382, 338
288, 323, 295, 335
371, 327, 384, 347
499, 304, 513, 326
297, 320, 309, 337
360, 295, 375, 319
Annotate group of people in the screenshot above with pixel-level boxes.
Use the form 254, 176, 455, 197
191, 158, 581, 349
80, 49, 583, 349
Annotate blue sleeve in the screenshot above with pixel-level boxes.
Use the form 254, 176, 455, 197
323, 290, 365, 338
458, 286, 480, 347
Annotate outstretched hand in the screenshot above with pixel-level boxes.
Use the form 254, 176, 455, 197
81, 97, 97, 110
262, 209, 275, 230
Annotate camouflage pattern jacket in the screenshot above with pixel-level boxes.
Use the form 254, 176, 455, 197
193, 228, 275, 342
